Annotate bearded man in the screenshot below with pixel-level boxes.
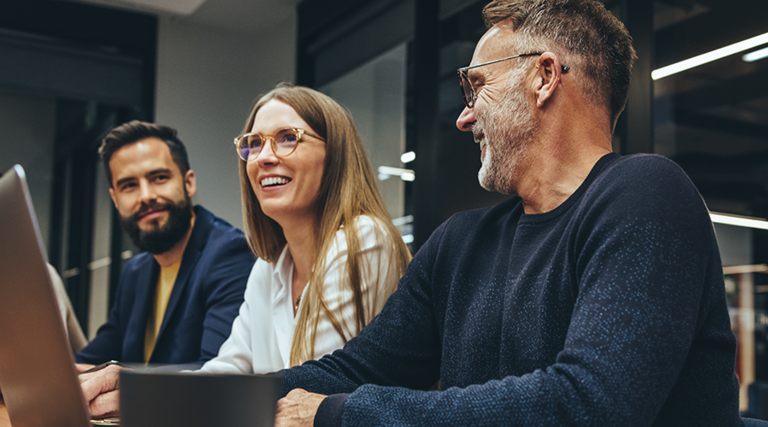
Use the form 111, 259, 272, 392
272, 0, 742, 426
75, 120, 254, 366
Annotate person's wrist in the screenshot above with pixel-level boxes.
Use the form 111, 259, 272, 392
313, 393, 349, 427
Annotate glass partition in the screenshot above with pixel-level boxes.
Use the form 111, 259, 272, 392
320, 43, 413, 242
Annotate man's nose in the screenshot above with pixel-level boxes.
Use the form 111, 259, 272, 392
138, 181, 155, 203
456, 106, 476, 132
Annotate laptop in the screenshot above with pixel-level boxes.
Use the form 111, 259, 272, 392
120, 370, 282, 427
0, 164, 91, 427
0, 165, 283, 427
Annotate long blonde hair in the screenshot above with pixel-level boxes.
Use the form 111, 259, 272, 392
238, 83, 412, 366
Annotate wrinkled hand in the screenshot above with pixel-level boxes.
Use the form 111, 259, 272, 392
274, 389, 326, 427
78, 364, 124, 418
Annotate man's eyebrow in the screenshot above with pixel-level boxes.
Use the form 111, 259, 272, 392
114, 176, 136, 188
146, 168, 173, 177
114, 168, 173, 188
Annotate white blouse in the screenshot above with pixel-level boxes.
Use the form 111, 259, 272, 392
198, 215, 396, 373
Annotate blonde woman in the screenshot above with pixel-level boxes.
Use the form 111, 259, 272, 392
200, 84, 411, 372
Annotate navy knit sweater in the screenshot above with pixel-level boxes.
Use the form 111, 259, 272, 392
281, 153, 742, 426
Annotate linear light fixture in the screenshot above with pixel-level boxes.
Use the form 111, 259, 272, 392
391, 215, 414, 226
400, 151, 416, 163
744, 46, 768, 63
70, 0, 207, 15
710, 212, 768, 231
652, 31, 768, 80
378, 166, 415, 182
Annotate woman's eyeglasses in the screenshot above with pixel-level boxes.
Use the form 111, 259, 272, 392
234, 128, 324, 161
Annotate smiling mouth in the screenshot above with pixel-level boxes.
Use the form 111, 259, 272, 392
474, 132, 486, 148
138, 208, 166, 219
260, 177, 291, 187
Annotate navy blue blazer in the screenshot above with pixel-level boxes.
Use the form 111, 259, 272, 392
76, 206, 255, 365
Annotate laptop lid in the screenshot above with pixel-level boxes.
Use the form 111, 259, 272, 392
120, 370, 282, 427
0, 165, 91, 427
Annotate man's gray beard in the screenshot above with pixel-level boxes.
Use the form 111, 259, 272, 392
475, 68, 538, 194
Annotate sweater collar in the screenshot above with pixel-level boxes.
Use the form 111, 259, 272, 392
520, 152, 620, 224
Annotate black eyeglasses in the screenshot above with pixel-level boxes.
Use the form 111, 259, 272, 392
457, 52, 570, 109
233, 127, 324, 161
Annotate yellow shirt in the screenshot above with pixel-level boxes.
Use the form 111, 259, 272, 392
144, 261, 181, 363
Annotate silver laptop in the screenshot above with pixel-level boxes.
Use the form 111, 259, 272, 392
0, 165, 283, 427
120, 370, 282, 427
0, 164, 91, 427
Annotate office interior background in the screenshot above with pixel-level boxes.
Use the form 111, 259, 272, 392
1, 0, 766, 411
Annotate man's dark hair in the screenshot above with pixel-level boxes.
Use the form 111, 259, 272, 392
99, 120, 191, 187
483, 0, 637, 130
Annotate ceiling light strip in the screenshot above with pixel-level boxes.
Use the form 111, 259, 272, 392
710, 212, 768, 231
400, 151, 416, 163
743, 46, 768, 63
652, 31, 768, 80
377, 166, 416, 182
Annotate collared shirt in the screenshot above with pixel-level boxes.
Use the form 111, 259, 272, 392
199, 215, 397, 373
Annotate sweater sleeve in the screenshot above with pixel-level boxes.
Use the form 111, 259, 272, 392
287, 157, 735, 426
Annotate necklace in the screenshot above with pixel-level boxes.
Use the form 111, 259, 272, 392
294, 294, 302, 313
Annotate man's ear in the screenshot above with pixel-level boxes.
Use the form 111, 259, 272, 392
534, 52, 564, 108
184, 169, 197, 198
109, 188, 119, 210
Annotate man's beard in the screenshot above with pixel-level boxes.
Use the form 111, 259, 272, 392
474, 66, 539, 194
120, 196, 193, 255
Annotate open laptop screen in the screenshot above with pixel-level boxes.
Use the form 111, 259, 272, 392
0, 165, 91, 427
